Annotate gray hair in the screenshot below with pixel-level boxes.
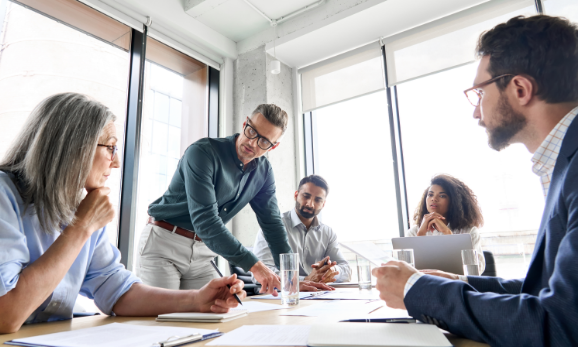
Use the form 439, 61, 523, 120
0, 92, 116, 232
251, 104, 288, 134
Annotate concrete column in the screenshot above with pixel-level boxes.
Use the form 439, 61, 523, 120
230, 45, 297, 247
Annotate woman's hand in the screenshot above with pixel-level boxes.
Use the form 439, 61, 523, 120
194, 274, 246, 313
417, 212, 445, 236
71, 187, 114, 236
427, 216, 452, 235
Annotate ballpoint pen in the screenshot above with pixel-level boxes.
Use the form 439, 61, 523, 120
155, 333, 203, 347
339, 318, 417, 323
209, 259, 243, 306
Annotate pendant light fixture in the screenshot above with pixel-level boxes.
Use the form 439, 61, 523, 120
270, 22, 281, 75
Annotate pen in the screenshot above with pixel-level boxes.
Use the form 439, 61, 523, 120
340, 318, 416, 323
209, 259, 243, 306
157, 333, 203, 347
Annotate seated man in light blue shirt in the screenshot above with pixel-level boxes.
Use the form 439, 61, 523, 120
253, 175, 351, 289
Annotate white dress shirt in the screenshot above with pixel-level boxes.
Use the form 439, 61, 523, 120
252, 209, 351, 283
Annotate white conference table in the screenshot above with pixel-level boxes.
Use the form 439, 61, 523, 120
0, 297, 489, 347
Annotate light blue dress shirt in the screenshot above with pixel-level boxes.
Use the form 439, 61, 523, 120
253, 209, 352, 283
0, 172, 141, 323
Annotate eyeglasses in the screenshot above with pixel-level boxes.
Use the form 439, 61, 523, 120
97, 144, 118, 161
244, 118, 276, 150
463, 74, 515, 107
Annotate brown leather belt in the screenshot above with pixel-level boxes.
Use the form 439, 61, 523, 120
148, 217, 202, 242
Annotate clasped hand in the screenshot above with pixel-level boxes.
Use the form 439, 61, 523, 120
417, 212, 452, 236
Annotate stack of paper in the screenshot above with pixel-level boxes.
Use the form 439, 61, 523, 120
281, 300, 384, 318
157, 309, 248, 323
302, 288, 381, 300
252, 291, 331, 300
206, 325, 311, 346
308, 323, 452, 347
6, 323, 220, 347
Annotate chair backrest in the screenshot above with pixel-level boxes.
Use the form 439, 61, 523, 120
481, 250, 497, 277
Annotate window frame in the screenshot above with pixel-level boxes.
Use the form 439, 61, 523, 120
302, 0, 544, 238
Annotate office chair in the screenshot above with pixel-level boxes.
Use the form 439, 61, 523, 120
481, 250, 497, 277
229, 263, 262, 296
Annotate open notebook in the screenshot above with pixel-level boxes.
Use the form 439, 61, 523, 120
157, 309, 248, 323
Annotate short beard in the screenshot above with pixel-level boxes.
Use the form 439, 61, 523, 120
295, 202, 317, 219
484, 93, 527, 151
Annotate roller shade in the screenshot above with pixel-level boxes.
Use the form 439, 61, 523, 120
299, 42, 385, 113
383, 0, 535, 87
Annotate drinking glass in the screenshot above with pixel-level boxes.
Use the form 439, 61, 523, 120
461, 249, 480, 276
392, 249, 415, 267
356, 255, 372, 290
280, 253, 300, 305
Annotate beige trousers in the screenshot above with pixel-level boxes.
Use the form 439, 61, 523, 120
136, 224, 218, 290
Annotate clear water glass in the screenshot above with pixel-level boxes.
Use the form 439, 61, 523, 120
280, 253, 300, 305
356, 255, 372, 290
392, 249, 415, 267
461, 249, 480, 276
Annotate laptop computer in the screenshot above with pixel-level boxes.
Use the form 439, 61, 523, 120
391, 234, 473, 275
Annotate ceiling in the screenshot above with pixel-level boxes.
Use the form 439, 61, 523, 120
187, 0, 320, 42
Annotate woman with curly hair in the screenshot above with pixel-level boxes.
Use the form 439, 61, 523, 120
407, 174, 485, 272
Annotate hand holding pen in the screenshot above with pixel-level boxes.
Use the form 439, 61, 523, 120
193, 260, 245, 313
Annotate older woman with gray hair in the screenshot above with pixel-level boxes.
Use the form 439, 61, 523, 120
0, 92, 245, 333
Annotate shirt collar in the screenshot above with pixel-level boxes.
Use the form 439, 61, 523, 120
290, 208, 321, 231
229, 134, 257, 172
531, 106, 578, 178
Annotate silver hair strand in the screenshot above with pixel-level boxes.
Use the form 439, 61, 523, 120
0, 92, 116, 233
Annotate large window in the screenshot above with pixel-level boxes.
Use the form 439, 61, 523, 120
133, 38, 208, 267
544, 0, 578, 21
396, 63, 544, 279
0, 0, 130, 244
303, 0, 543, 279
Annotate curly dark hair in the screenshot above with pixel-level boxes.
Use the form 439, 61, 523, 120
413, 174, 484, 232
476, 15, 578, 103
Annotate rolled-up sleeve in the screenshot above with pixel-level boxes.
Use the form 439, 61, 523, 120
325, 228, 351, 283
80, 227, 141, 315
0, 185, 28, 297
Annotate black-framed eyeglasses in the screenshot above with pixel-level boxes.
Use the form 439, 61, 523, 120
244, 118, 276, 150
463, 74, 515, 107
97, 144, 117, 161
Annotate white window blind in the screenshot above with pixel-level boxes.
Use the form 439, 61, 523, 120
383, 0, 535, 87
299, 42, 385, 113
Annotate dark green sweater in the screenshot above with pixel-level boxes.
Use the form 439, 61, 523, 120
148, 134, 292, 271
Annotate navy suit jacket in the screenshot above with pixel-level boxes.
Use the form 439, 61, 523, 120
405, 115, 578, 347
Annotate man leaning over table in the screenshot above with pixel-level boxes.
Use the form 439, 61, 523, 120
372, 15, 578, 346
137, 104, 331, 295
252, 175, 352, 291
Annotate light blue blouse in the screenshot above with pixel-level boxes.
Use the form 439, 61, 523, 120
0, 172, 141, 323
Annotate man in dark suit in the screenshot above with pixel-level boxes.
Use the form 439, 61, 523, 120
373, 15, 578, 346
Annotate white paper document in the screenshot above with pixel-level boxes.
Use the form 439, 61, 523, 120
7, 323, 217, 347
339, 241, 393, 266
252, 291, 331, 300
303, 288, 382, 300
206, 325, 311, 346
281, 300, 384, 318
308, 323, 452, 347
232, 301, 288, 313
